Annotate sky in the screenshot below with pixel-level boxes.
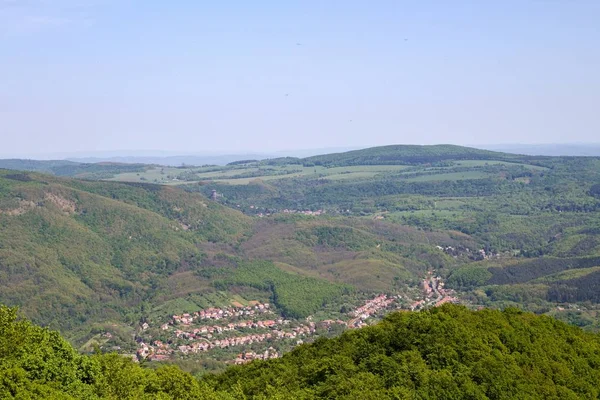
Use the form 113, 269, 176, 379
1, 0, 599, 157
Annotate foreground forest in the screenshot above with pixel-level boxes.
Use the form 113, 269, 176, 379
2, 304, 600, 399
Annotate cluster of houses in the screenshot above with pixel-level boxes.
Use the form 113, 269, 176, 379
239, 205, 326, 218
137, 320, 319, 361
234, 348, 279, 365
347, 295, 398, 328
410, 300, 426, 311
281, 209, 326, 216
434, 296, 457, 307
136, 291, 461, 364
435, 245, 498, 261
136, 300, 328, 362
173, 319, 280, 340
418, 275, 458, 310
168, 303, 272, 327
137, 341, 172, 361
350, 294, 396, 319
317, 319, 346, 328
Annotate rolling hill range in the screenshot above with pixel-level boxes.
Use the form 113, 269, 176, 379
0, 167, 474, 351
0, 159, 149, 180
100, 144, 552, 186
108, 144, 600, 333
3, 144, 600, 371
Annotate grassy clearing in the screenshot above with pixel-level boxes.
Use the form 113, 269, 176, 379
324, 171, 381, 181
108, 160, 543, 187
321, 165, 410, 174
392, 209, 468, 217
228, 294, 250, 306
454, 160, 549, 170
216, 173, 306, 185
404, 171, 492, 182
433, 198, 469, 210
108, 164, 413, 185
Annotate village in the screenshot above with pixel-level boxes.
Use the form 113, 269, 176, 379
133, 274, 459, 365
436, 245, 499, 261
253, 207, 326, 218
410, 272, 458, 311
136, 301, 346, 364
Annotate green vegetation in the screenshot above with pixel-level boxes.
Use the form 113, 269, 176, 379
217, 261, 351, 319
302, 144, 530, 166
0, 159, 147, 179
207, 304, 600, 399
4, 303, 600, 399
296, 226, 378, 251
0, 305, 224, 399
486, 256, 600, 285
5, 143, 600, 376
0, 166, 468, 350
0, 170, 250, 338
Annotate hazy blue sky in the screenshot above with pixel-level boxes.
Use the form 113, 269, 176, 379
1, 0, 599, 157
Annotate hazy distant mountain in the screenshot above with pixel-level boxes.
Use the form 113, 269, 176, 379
478, 144, 600, 157
67, 154, 273, 166
66, 147, 362, 166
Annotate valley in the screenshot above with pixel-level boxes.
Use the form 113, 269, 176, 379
2, 144, 600, 376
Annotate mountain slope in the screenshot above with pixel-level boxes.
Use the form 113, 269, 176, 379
0, 170, 250, 334
0, 168, 473, 347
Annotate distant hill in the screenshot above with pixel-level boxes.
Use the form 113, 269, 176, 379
301, 144, 530, 167
0, 159, 148, 179
67, 147, 363, 166
0, 159, 80, 174
68, 154, 273, 167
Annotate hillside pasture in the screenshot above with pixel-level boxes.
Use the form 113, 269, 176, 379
403, 170, 493, 182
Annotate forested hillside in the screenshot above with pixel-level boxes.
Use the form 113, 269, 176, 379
3, 304, 600, 399
0, 159, 147, 179
0, 169, 250, 339
301, 144, 530, 166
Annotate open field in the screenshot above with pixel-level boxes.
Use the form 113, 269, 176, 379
453, 160, 550, 170
403, 170, 492, 182
106, 160, 532, 186
107, 164, 413, 185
